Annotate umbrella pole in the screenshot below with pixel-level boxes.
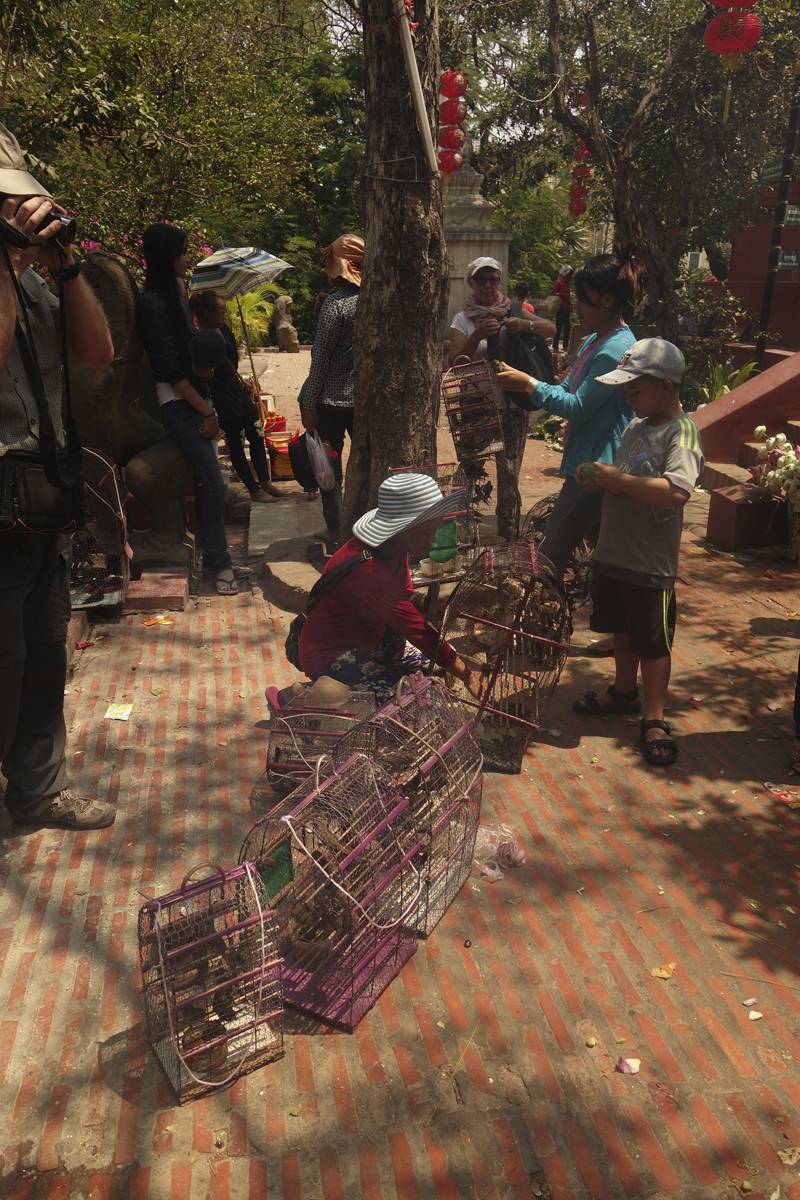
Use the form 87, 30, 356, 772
236, 295, 266, 411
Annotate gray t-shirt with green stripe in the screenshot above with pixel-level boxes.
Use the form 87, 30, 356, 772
592, 414, 704, 588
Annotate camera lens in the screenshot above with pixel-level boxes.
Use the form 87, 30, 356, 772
35, 210, 77, 247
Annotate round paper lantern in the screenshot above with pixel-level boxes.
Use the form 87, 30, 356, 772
712, 0, 759, 8
440, 97, 467, 124
570, 182, 588, 199
704, 11, 761, 54
569, 199, 587, 216
573, 164, 591, 180
438, 125, 466, 149
437, 149, 464, 172
580, 92, 587, 108
573, 148, 585, 162
440, 71, 468, 98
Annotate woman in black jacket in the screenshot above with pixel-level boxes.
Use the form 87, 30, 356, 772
138, 224, 248, 595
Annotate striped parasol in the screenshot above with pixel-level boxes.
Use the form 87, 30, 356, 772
188, 246, 293, 300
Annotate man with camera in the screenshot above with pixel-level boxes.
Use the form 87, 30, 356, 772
0, 123, 116, 831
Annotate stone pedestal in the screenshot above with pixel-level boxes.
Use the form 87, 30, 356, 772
443, 167, 513, 334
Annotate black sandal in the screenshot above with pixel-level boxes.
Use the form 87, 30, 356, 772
573, 685, 642, 715
640, 719, 678, 766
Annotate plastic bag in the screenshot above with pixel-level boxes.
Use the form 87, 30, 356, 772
306, 429, 336, 490
472, 823, 526, 881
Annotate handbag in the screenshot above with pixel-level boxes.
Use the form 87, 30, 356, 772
305, 429, 336, 490
0, 250, 84, 533
285, 549, 371, 670
488, 300, 556, 412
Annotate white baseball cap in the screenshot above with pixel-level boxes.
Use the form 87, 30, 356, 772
595, 338, 700, 388
466, 257, 502, 282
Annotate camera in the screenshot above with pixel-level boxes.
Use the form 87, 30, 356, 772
35, 210, 76, 247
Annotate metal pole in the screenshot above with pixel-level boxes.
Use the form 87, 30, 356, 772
754, 61, 800, 370
391, 0, 439, 177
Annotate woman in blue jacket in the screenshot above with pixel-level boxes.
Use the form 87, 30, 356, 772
495, 244, 647, 577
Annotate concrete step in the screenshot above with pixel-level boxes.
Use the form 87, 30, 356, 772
699, 461, 752, 491
737, 441, 763, 467
785, 419, 800, 446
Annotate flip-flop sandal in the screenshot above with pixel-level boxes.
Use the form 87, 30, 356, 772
215, 570, 239, 595
573, 685, 642, 715
640, 718, 678, 766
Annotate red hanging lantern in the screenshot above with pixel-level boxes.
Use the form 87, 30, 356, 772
573, 148, 585, 162
579, 92, 587, 108
569, 199, 587, 216
440, 71, 468, 97
439, 97, 467, 124
573, 164, 591, 180
712, 0, 759, 8
438, 125, 466, 149
569, 182, 588, 199
582, 149, 593, 160
704, 10, 761, 53
437, 149, 464, 172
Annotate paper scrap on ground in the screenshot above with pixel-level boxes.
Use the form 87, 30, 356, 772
765, 782, 800, 811
143, 614, 174, 626
767, 702, 781, 711
742, 997, 758, 1007
616, 1057, 641, 1074
748, 1010, 763, 1021
104, 703, 133, 721
650, 962, 676, 979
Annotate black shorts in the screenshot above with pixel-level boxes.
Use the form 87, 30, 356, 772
589, 573, 676, 659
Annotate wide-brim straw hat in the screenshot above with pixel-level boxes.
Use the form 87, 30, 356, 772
353, 473, 467, 549
0, 123, 52, 197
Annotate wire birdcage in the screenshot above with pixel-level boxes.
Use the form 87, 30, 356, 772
440, 359, 504, 462
388, 460, 502, 589
266, 689, 376, 790
138, 862, 284, 1104
70, 448, 130, 609
239, 753, 420, 1031
521, 492, 593, 609
334, 674, 483, 937
435, 543, 570, 773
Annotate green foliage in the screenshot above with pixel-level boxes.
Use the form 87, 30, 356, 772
225, 286, 281, 347
694, 357, 758, 409
490, 180, 590, 297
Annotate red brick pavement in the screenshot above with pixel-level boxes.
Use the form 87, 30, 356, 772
2, 437, 800, 1200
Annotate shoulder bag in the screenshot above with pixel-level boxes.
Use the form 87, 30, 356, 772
285, 548, 372, 670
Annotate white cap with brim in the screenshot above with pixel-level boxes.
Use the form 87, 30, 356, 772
353, 473, 467, 549
0, 123, 51, 198
465, 256, 502, 282
595, 337, 700, 388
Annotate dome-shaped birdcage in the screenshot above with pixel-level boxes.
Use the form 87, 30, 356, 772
70, 448, 130, 609
334, 674, 483, 937
435, 543, 570, 773
521, 492, 593, 609
239, 753, 421, 1031
440, 359, 504, 462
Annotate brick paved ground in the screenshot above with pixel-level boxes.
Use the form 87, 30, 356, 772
3, 425, 800, 1200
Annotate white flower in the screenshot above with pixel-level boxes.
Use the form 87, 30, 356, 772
776, 433, 787, 447
758, 448, 768, 462
754, 425, 767, 440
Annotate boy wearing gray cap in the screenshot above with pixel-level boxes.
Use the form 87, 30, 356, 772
572, 339, 705, 767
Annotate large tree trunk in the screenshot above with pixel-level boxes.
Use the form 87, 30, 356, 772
341, 0, 449, 538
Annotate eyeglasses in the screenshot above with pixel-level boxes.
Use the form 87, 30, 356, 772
474, 275, 501, 286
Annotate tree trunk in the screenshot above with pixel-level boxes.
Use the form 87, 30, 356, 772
341, 0, 449, 538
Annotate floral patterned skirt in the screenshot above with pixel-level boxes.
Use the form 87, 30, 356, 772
311, 627, 428, 704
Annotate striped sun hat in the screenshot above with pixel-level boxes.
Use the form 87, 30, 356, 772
353, 474, 467, 548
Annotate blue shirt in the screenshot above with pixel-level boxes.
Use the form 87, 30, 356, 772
534, 326, 636, 477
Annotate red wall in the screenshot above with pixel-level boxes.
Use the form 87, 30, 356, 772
725, 180, 800, 351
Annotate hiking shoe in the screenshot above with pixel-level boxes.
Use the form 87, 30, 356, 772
9, 790, 117, 830
313, 526, 340, 543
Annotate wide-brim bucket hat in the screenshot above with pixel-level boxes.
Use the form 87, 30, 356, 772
353, 473, 467, 549
0, 123, 52, 197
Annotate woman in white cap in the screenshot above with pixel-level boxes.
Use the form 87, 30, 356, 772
449, 257, 555, 540
297, 473, 481, 700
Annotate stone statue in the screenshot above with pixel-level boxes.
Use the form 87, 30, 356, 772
273, 294, 300, 353
68, 251, 191, 557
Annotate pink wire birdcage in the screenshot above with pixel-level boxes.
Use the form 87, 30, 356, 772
239, 753, 421, 1031
440, 359, 504, 463
266, 689, 376, 790
138, 862, 283, 1104
435, 543, 570, 773
334, 674, 483, 936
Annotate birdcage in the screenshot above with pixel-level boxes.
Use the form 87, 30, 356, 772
334, 674, 483, 936
440, 359, 504, 462
435, 543, 570, 773
521, 492, 593, 609
239, 753, 420, 1031
70, 448, 130, 609
138, 862, 284, 1104
266, 689, 376, 790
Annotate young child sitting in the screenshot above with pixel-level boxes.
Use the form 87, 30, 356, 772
572, 338, 704, 767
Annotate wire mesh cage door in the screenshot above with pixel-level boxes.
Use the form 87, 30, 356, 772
334, 674, 483, 937
266, 690, 376, 790
138, 862, 284, 1104
70, 448, 130, 609
239, 753, 421, 1032
440, 359, 504, 463
521, 492, 593, 609
435, 543, 570, 773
